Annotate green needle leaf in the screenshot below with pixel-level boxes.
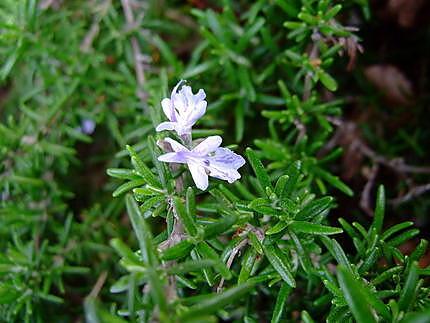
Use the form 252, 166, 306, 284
399, 262, 419, 311
337, 266, 377, 323
112, 179, 146, 197
320, 236, 352, 273
196, 242, 231, 279
127, 145, 161, 188
125, 195, 167, 313
318, 70, 338, 91
372, 185, 385, 233
173, 196, 198, 237
271, 283, 291, 323
289, 221, 343, 235
266, 221, 289, 235
160, 240, 194, 261
107, 168, 140, 180
263, 242, 295, 287
295, 197, 333, 221
125, 194, 157, 267
178, 281, 256, 320
246, 148, 272, 192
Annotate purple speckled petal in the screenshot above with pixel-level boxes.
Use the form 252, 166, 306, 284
204, 147, 245, 184
211, 147, 246, 169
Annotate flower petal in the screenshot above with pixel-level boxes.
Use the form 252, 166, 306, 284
158, 152, 186, 163
204, 147, 245, 184
159, 80, 207, 137
193, 136, 222, 155
164, 138, 189, 152
209, 168, 241, 183
81, 119, 95, 134
161, 98, 175, 121
172, 92, 186, 114
181, 85, 194, 105
211, 147, 246, 169
171, 80, 184, 94
194, 89, 206, 102
170, 80, 186, 112
188, 162, 208, 190
186, 100, 207, 126
174, 124, 192, 136
156, 121, 175, 132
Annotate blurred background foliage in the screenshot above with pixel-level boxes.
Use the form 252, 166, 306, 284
1, 0, 430, 321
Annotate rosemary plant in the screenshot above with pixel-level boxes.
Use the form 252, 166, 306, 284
1, 0, 429, 322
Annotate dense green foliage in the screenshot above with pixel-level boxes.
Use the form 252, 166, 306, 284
1, 0, 429, 322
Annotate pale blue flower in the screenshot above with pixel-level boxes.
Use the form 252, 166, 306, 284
156, 80, 207, 136
158, 136, 245, 190
81, 119, 96, 135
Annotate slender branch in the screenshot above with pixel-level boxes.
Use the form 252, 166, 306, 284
155, 139, 189, 302
323, 116, 430, 208
359, 164, 379, 216
216, 224, 264, 293
80, 18, 101, 53
121, 0, 147, 104
389, 183, 430, 206
245, 224, 265, 241
87, 271, 108, 298
157, 205, 186, 251
303, 39, 319, 101
326, 117, 430, 175
39, 0, 61, 10
294, 119, 307, 144
81, 1, 113, 51
216, 238, 248, 293
359, 143, 430, 174
295, 31, 320, 143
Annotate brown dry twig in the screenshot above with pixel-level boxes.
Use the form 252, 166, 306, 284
360, 164, 379, 215
324, 116, 430, 210
294, 32, 322, 143
216, 224, 264, 293
364, 65, 414, 106
80, 19, 101, 53
387, 0, 426, 28
303, 31, 320, 101
155, 139, 192, 302
39, 0, 62, 10
80, 1, 111, 53
216, 238, 248, 293
389, 183, 430, 206
326, 116, 430, 175
121, 0, 147, 105
87, 271, 108, 299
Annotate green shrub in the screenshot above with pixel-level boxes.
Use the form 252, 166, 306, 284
1, 0, 429, 322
